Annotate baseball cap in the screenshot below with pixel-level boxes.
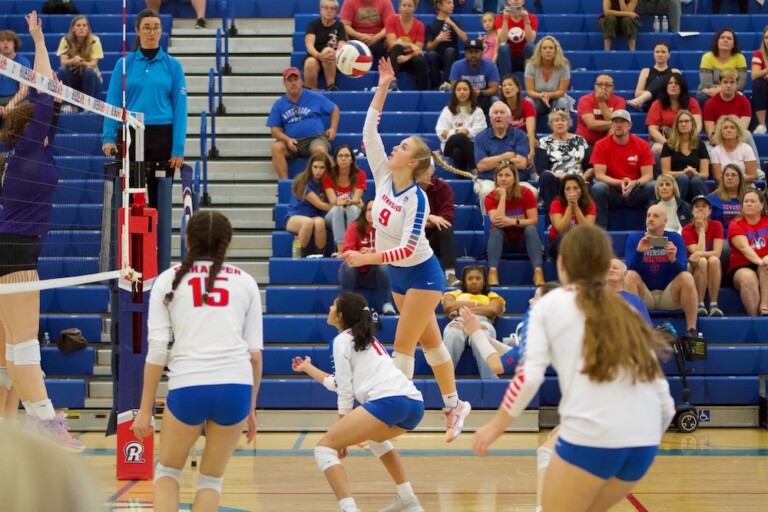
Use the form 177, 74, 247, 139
465, 38, 482, 51
283, 67, 301, 79
691, 195, 711, 207
610, 109, 632, 123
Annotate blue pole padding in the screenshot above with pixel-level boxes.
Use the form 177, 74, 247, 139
117, 287, 151, 413
156, 176, 173, 272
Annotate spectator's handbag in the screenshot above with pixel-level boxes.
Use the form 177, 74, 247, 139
42, 0, 80, 15
680, 331, 708, 361
56, 328, 88, 354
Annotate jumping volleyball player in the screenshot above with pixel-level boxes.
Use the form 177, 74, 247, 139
131, 211, 262, 512
294, 292, 425, 512
0, 11, 83, 450
473, 225, 675, 512
342, 57, 471, 442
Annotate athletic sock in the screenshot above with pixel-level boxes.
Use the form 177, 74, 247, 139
339, 497, 356, 511
442, 392, 459, 409
29, 399, 56, 420
396, 481, 415, 500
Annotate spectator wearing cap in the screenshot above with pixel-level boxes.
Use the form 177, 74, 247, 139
0, 30, 30, 118
576, 73, 627, 148
449, 38, 500, 113
590, 109, 656, 228
681, 195, 725, 317
266, 67, 340, 179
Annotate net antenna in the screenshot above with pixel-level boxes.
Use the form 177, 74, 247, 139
0, 55, 145, 293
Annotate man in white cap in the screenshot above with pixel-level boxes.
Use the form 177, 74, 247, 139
590, 109, 656, 228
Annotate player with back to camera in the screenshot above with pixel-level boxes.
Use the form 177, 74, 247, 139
342, 57, 471, 442
0, 11, 83, 451
294, 291, 425, 512
131, 210, 263, 512
473, 225, 675, 512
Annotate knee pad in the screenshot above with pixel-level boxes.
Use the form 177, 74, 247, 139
314, 445, 341, 472
366, 440, 394, 458
537, 446, 553, 471
0, 366, 11, 390
13, 339, 40, 366
469, 331, 497, 363
154, 463, 183, 484
392, 352, 415, 379
5, 344, 13, 362
423, 344, 451, 367
197, 473, 224, 494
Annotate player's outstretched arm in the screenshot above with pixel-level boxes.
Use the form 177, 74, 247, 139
369, 57, 395, 113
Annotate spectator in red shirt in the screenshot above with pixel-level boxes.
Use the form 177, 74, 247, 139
385, 0, 429, 91
726, 190, 768, 316
485, 161, 544, 287
682, 195, 724, 317
338, 200, 396, 314
495, 0, 537, 77
645, 73, 702, 156
339, 0, 395, 58
703, 68, 760, 166
324, 144, 367, 254
547, 174, 596, 258
576, 74, 627, 147
590, 109, 656, 228
419, 161, 459, 287
499, 75, 536, 163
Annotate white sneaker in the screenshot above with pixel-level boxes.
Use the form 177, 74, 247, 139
438, 82, 452, 92
379, 496, 425, 512
754, 124, 767, 134
443, 400, 471, 443
382, 302, 396, 315
32, 412, 86, 452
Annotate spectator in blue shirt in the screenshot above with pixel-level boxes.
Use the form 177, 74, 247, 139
449, 38, 500, 113
0, 30, 30, 119
267, 66, 340, 179
101, 9, 188, 208
625, 204, 699, 336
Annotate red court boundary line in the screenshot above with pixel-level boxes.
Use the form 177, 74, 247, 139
626, 493, 649, 511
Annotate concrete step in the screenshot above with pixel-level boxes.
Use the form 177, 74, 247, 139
189, 114, 271, 136
186, 137, 272, 158
171, 37, 291, 54
170, 207, 274, 229
172, 18, 294, 35
189, 94, 280, 115
172, 183, 277, 205
179, 55, 289, 74
186, 75, 283, 94
195, 159, 278, 181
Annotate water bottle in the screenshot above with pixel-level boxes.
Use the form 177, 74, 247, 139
292, 236, 301, 259
653, 16, 660, 33
661, 16, 669, 33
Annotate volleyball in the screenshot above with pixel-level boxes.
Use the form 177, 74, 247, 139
335, 41, 373, 78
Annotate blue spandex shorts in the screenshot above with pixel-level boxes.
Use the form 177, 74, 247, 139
388, 255, 444, 295
556, 437, 658, 481
166, 384, 252, 427
362, 396, 425, 430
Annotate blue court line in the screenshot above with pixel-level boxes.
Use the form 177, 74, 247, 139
85, 447, 768, 457
292, 431, 308, 451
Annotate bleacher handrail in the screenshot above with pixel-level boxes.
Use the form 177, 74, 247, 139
207, 68, 219, 159
199, 111, 211, 206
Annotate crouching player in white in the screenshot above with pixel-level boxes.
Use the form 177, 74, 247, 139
473, 225, 675, 512
311, 292, 425, 512
131, 210, 263, 512
342, 57, 470, 442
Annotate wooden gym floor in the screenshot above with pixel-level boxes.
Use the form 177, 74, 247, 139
83, 428, 768, 511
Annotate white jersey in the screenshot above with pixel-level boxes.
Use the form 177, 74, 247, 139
502, 288, 675, 448
147, 260, 263, 390
331, 329, 423, 415
364, 107, 434, 267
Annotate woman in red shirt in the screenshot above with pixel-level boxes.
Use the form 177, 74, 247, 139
384, 0, 428, 91
338, 200, 395, 314
485, 161, 543, 286
645, 73, 702, 156
726, 190, 768, 316
324, 144, 367, 255
499, 75, 536, 165
548, 174, 596, 258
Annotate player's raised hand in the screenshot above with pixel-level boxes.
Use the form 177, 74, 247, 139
26, 11, 44, 43
377, 57, 396, 88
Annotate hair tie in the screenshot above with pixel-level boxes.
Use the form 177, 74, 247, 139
363, 306, 371, 312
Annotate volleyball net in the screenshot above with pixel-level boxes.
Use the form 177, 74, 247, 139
0, 53, 146, 295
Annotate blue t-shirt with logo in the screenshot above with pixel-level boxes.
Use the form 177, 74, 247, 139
625, 230, 688, 291
448, 58, 500, 92
266, 89, 337, 140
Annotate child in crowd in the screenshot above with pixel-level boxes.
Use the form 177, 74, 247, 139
285, 153, 332, 257
479, 12, 498, 64
426, 0, 467, 91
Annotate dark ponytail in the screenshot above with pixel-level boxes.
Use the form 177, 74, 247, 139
164, 210, 233, 305
336, 292, 375, 352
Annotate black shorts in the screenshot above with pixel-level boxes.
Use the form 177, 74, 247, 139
724, 263, 759, 287
0, 233, 42, 278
